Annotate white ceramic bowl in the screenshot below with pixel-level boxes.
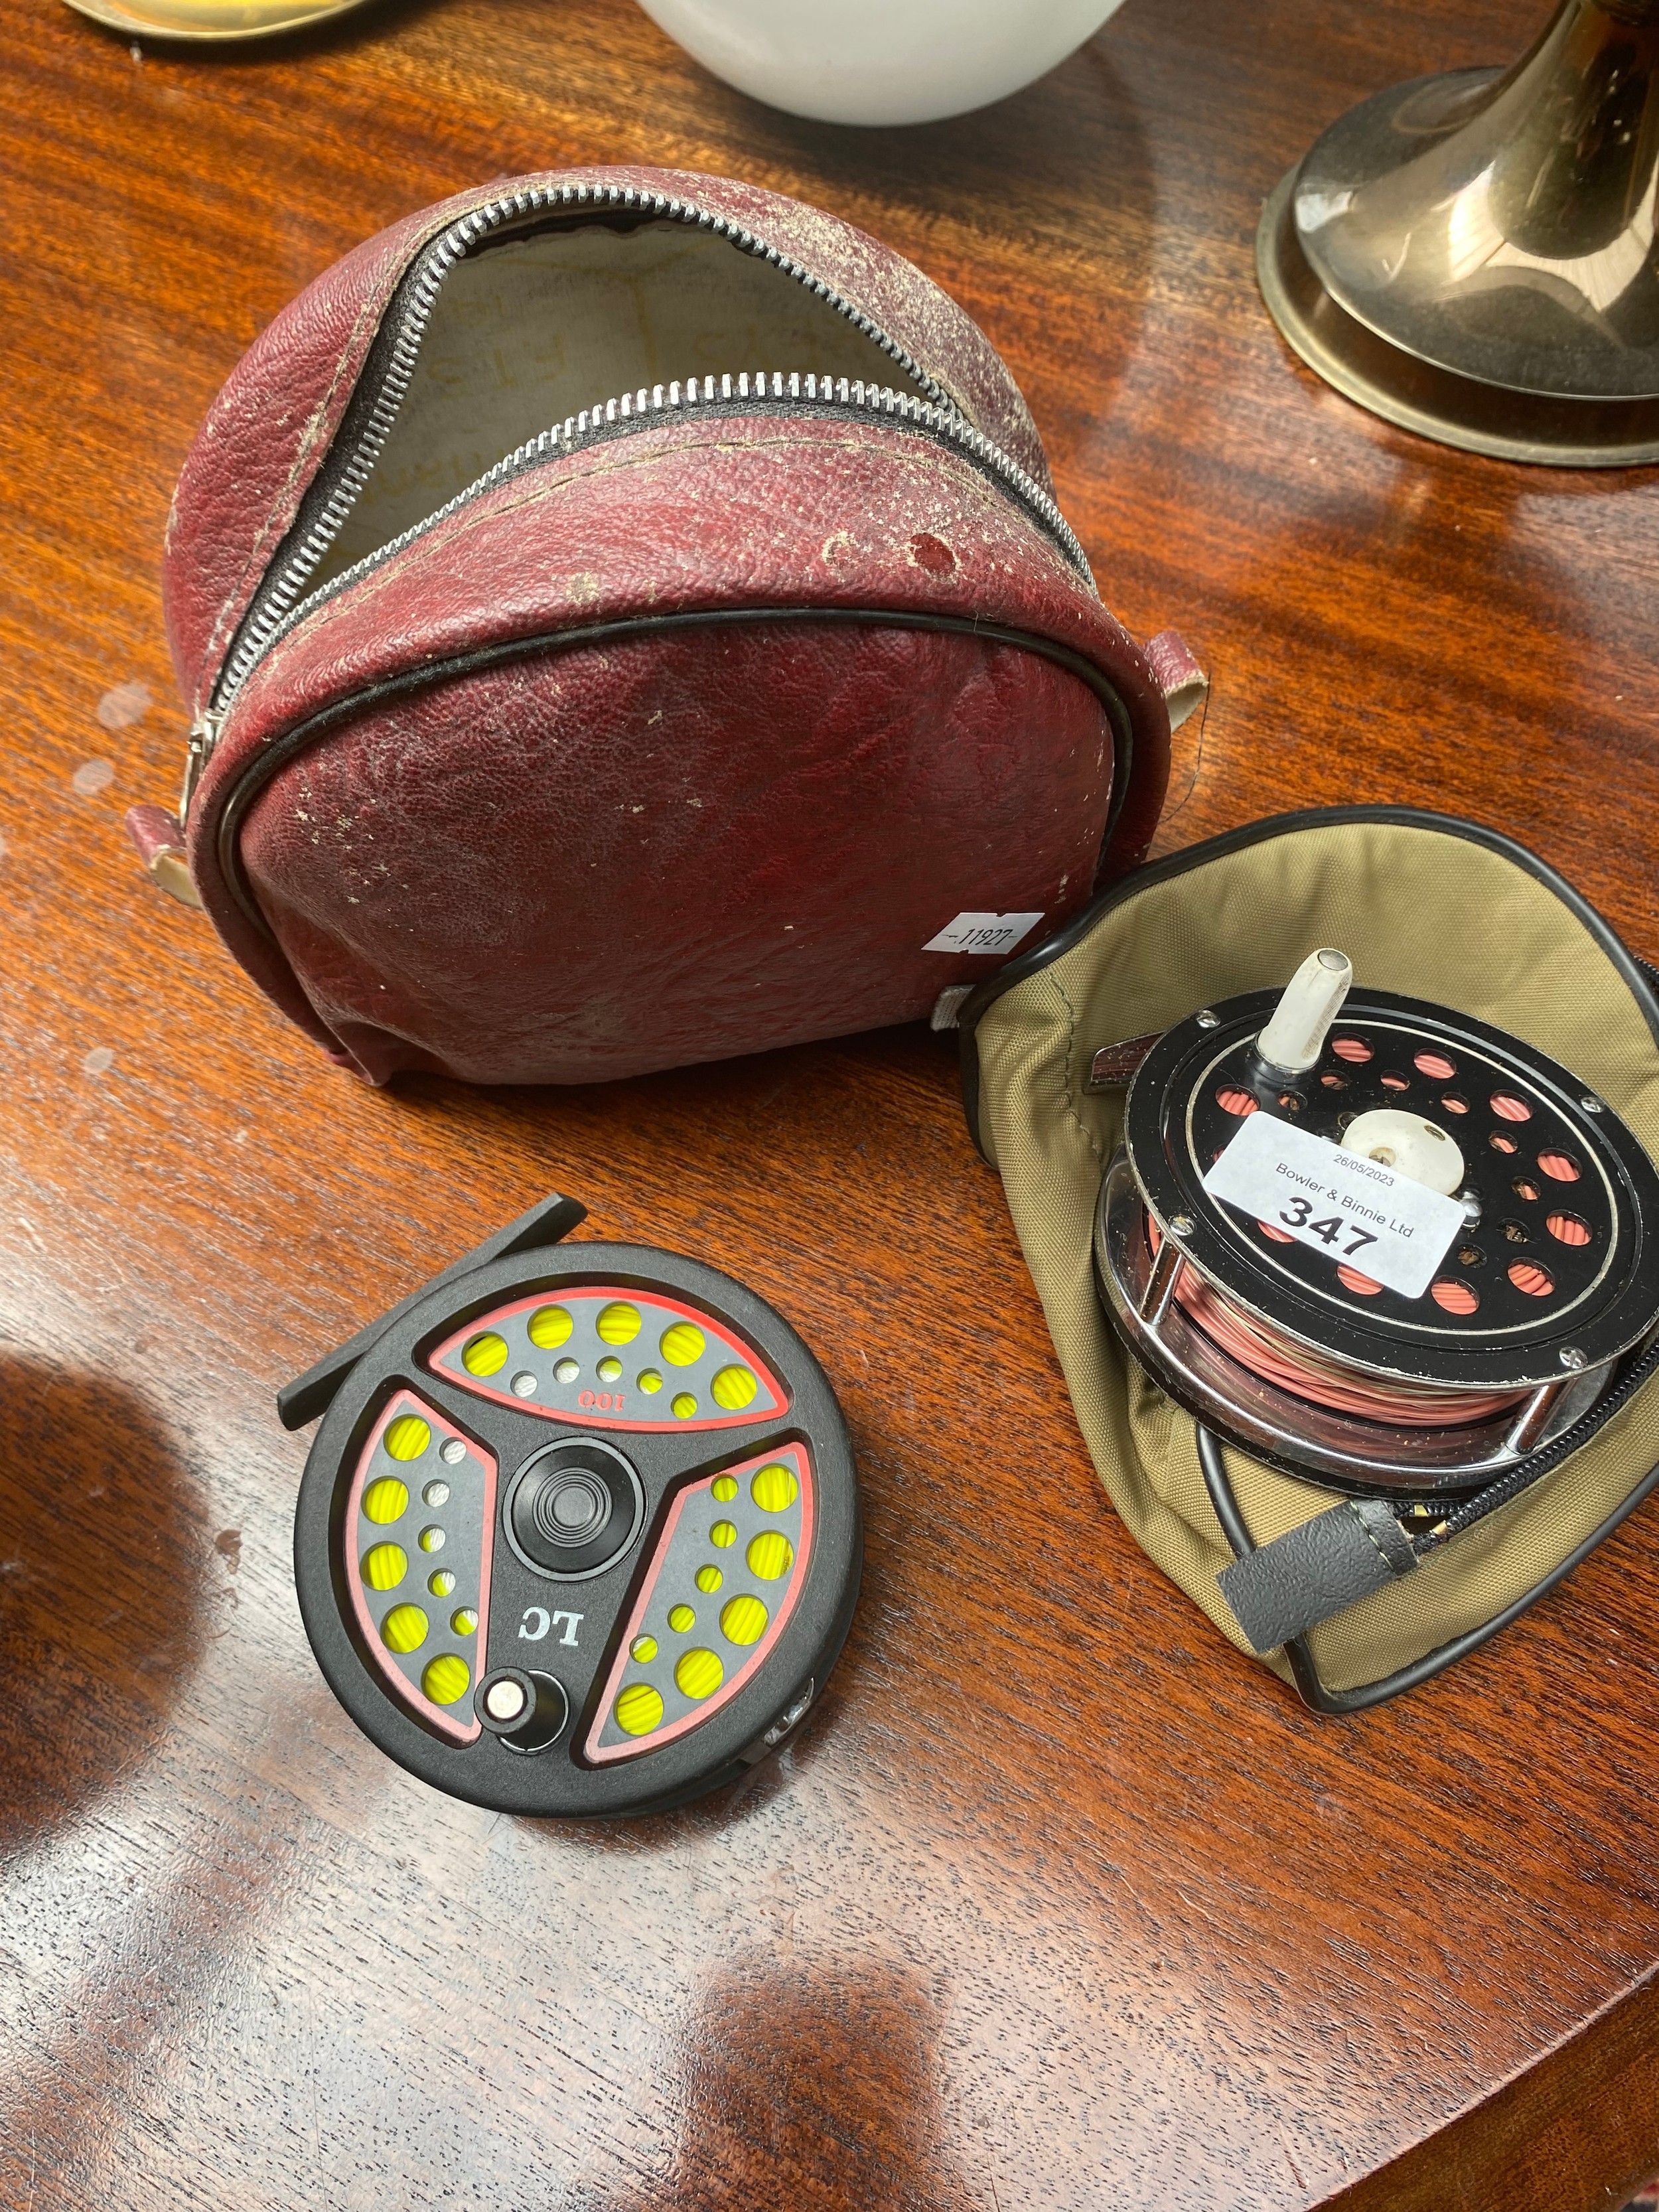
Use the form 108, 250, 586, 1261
634, 0, 1129, 126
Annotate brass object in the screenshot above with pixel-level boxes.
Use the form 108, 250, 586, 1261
1257, 0, 1659, 465
62, 0, 376, 40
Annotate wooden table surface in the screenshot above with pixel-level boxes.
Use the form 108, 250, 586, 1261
5, 0, 1659, 2205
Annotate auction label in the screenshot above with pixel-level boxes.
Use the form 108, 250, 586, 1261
922, 911, 1044, 956
1201, 1110, 1463, 1300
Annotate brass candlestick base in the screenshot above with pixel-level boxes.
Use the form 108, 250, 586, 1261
1257, 0, 1659, 466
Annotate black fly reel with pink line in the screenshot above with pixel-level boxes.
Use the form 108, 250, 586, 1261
1094, 950, 1659, 1659
283, 1196, 860, 1816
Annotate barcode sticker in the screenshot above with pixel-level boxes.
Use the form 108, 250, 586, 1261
922, 911, 1044, 956
1201, 1111, 1464, 1300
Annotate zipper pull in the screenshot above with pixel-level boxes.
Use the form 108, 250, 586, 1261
179, 709, 223, 822
125, 803, 202, 909
123, 706, 220, 908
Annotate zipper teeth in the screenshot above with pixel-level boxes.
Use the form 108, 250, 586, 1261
1417, 1330, 1659, 1549
228, 371, 1092, 692
212, 181, 964, 715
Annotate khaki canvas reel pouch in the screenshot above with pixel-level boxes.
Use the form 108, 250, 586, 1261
958, 809, 1659, 1710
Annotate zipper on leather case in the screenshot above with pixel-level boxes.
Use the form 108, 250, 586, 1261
187, 181, 1080, 813
206, 373, 1088, 757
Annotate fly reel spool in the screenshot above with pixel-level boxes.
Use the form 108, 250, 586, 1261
1095, 951, 1659, 1499
283, 1195, 860, 1817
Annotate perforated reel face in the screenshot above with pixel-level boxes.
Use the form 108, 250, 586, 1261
1125, 988, 1659, 1392
293, 1245, 860, 1817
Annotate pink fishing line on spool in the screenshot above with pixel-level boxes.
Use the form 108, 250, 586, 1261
1146, 1219, 1528, 1428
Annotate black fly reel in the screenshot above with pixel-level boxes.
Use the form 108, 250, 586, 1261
1096, 977, 1659, 1501
283, 1195, 861, 1817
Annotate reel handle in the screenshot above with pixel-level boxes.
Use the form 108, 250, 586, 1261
1254, 947, 1352, 1076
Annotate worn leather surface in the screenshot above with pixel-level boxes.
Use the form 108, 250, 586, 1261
187, 413, 1168, 1083
239, 630, 1116, 1085
163, 165, 1052, 715
167, 165, 1173, 1086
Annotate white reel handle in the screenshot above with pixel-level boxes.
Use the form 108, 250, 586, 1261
1256, 947, 1353, 1074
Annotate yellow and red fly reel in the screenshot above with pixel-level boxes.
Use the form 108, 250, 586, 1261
285, 1196, 860, 1816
